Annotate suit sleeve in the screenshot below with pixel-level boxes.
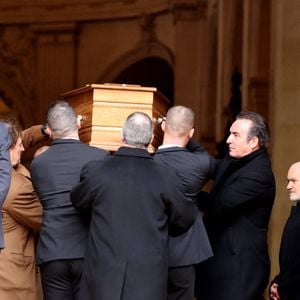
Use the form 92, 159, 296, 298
186, 139, 218, 180
4, 174, 42, 232
70, 161, 97, 213
0, 122, 11, 208
162, 167, 196, 236
274, 261, 300, 299
204, 172, 272, 219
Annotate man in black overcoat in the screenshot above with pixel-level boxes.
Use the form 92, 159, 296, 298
196, 111, 276, 300
270, 161, 300, 300
154, 105, 214, 300
70, 111, 196, 300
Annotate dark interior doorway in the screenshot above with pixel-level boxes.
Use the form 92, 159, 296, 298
112, 56, 174, 104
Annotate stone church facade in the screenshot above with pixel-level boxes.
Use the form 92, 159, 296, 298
1, 0, 300, 293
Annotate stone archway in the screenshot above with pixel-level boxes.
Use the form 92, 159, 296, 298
98, 42, 174, 104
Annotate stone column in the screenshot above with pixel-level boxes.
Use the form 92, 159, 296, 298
32, 22, 77, 122
171, 0, 211, 143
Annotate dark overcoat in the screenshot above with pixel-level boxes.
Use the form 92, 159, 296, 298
197, 148, 275, 300
71, 147, 196, 300
270, 203, 300, 299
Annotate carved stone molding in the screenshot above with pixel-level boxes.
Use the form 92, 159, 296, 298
0, 25, 36, 110
207, 0, 218, 17
0, 0, 170, 24
170, 0, 207, 22
31, 22, 77, 45
139, 14, 158, 45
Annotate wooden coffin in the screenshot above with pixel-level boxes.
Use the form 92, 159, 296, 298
60, 83, 170, 152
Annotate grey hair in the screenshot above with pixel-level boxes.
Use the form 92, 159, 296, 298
236, 111, 270, 147
123, 112, 153, 148
47, 100, 77, 138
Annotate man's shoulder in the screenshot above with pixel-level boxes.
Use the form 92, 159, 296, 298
156, 147, 212, 168
83, 144, 108, 156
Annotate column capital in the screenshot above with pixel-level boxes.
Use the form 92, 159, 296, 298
170, 0, 207, 22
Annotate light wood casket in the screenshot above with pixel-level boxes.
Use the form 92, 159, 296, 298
60, 83, 170, 152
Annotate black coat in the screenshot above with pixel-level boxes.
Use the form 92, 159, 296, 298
70, 147, 196, 300
154, 140, 214, 266
30, 139, 108, 264
271, 203, 300, 300
196, 148, 275, 300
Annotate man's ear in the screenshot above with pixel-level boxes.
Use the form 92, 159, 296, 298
76, 115, 82, 130
148, 133, 155, 148
44, 125, 53, 139
189, 128, 194, 139
161, 121, 166, 132
47, 127, 53, 138
250, 136, 259, 149
121, 128, 125, 143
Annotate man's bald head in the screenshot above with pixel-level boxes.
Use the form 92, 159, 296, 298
164, 106, 194, 137
287, 162, 300, 202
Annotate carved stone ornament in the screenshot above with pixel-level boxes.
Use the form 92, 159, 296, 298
0, 0, 170, 23
0, 26, 35, 108
170, 0, 207, 22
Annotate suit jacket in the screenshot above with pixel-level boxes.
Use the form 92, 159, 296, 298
30, 138, 108, 264
70, 146, 196, 300
0, 122, 12, 249
197, 148, 275, 300
154, 140, 214, 266
271, 203, 300, 299
0, 165, 42, 300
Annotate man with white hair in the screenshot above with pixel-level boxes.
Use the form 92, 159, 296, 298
71, 111, 196, 300
270, 161, 300, 300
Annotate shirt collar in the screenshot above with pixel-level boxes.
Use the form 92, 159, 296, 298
158, 144, 182, 150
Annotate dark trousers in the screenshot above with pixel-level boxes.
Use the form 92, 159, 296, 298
40, 259, 83, 300
167, 265, 195, 300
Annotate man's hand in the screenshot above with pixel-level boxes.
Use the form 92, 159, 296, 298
270, 283, 280, 300
41, 124, 52, 138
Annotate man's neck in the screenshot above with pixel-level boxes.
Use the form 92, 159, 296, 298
53, 132, 80, 140
162, 136, 187, 147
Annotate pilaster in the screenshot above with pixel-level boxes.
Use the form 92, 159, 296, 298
171, 0, 209, 141
32, 22, 77, 122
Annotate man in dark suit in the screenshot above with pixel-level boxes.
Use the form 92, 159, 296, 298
0, 122, 12, 249
154, 105, 214, 300
30, 100, 109, 300
70, 111, 196, 300
270, 161, 300, 300
196, 111, 275, 300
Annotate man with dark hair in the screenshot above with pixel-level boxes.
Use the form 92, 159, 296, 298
196, 111, 275, 300
70, 111, 196, 300
30, 100, 109, 300
154, 105, 214, 300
